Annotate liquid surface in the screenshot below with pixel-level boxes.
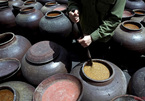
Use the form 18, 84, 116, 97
124, 23, 140, 30
42, 80, 80, 101
47, 13, 60, 16
0, 89, 14, 101
135, 11, 144, 15
84, 62, 110, 80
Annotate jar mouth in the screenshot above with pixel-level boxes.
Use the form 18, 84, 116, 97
20, 7, 35, 14
121, 20, 143, 31
0, 32, 15, 46
45, 1, 58, 6
45, 10, 62, 18
25, 41, 60, 64
0, 86, 18, 101
122, 9, 135, 19
82, 59, 115, 83
24, 0, 36, 5
133, 9, 145, 16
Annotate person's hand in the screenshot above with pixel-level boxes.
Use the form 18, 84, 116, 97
77, 35, 92, 48
69, 10, 79, 23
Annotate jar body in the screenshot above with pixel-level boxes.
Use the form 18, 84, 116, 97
70, 59, 127, 101
0, 32, 31, 61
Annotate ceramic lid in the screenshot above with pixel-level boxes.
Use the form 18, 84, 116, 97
26, 41, 60, 64
0, 58, 20, 81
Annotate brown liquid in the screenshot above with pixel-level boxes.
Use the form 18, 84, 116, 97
0, 89, 14, 101
47, 13, 60, 16
84, 62, 110, 80
124, 23, 140, 30
26, 1, 34, 4
123, 10, 132, 17
23, 8, 32, 12
135, 11, 144, 15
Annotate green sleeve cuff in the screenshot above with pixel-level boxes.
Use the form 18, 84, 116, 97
90, 30, 101, 42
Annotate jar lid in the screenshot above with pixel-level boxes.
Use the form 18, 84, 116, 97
0, 58, 20, 81
26, 41, 60, 64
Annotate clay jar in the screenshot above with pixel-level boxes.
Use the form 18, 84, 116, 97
0, 81, 35, 101
122, 9, 135, 21
0, 32, 31, 61
0, 0, 9, 7
36, 0, 55, 5
56, 0, 68, 4
0, 86, 19, 101
128, 67, 145, 98
0, 6, 16, 30
111, 94, 144, 101
16, 7, 43, 31
0, 58, 21, 82
41, 1, 59, 14
21, 41, 72, 86
70, 59, 127, 101
8, 0, 24, 9
125, 0, 145, 10
23, 0, 43, 10
33, 73, 83, 101
39, 11, 72, 46
131, 9, 145, 22
112, 20, 145, 54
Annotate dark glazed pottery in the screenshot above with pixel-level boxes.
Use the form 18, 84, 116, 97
128, 67, 145, 98
0, 86, 19, 101
0, 58, 21, 82
33, 73, 83, 101
70, 59, 127, 101
0, 32, 31, 61
0, 0, 8, 7
39, 10, 72, 46
125, 0, 145, 10
122, 9, 135, 21
0, 81, 35, 101
0, 6, 16, 30
131, 9, 145, 22
56, 0, 68, 4
113, 20, 145, 54
23, 0, 43, 10
8, 0, 24, 9
21, 41, 72, 86
36, 0, 55, 5
41, 1, 59, 14
111, 94, 144, 101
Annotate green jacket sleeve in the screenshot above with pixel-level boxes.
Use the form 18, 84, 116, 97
91, 0, 126, 42
68, 0, 81, 12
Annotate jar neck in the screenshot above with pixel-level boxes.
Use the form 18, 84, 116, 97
24, 0, 36, 5
0, 32, 16, 48
45, 2, 58, 7
20, 7, 35, 14
45, 11, 63, 19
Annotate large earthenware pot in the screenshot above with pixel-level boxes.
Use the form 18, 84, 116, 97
56, 0, 67, 4
8, 0, 24, 9
70, 59, 127, 101
0, 32, 31, 61
39, 10, 72, 46
131, 9, 145, 22
15, 7, 43, 43
16, 7, 43, 30
0, 0, 8, 7
122, 9, 135, 21
33, 73, 83, 101
0, 6, 16, 30
0, 86, 19, 101
112, 20, 145, 54
0, 58, 21, 82
36, 0, 55, 5
41, 1, 59, 14
111, 94, 144, 101
23, 0, 43, 10
128, 67, 145, 98
0, 81, 35, 101
21, 41, 72, 86
125, 0, 145, 10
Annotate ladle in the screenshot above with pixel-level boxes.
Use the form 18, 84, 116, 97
77, 22, 93, 66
